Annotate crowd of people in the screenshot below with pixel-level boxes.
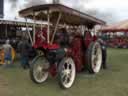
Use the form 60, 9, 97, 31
1, 38, 34, 69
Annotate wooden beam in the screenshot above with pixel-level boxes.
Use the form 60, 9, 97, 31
47, 10, 50, 44
33, 12, 36, 45
51, 12, 62, 44
5, 24, 8, 37
26, 18, 33, 45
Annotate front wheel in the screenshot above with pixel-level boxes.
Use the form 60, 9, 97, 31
30, 55, 49, 84
58, 57, 76, 89
86, 41, 102, 73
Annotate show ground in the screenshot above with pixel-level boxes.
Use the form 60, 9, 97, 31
0, 48, 128, 96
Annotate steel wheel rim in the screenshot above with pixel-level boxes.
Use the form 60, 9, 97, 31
91, 43, 102, 73
60, 58, 76, 88
33, 58, 49, 83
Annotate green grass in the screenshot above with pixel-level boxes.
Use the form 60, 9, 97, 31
0, 48, 128, 96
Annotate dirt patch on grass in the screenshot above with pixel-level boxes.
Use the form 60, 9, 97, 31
0, 75, 9, 96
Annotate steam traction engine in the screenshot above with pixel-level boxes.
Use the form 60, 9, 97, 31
19, 4, 107, 89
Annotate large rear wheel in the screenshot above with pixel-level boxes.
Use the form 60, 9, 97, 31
58, 57, 76, 89
86, 41, 102, 73
30, 55, 49, 84
101, 45, 107, 69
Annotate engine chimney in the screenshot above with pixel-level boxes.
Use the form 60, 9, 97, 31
53, 0, 60, 4
0, 0, 4, 18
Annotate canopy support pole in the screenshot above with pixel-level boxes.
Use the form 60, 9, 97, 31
41, 12, 44, 31
47, 10, 50, 44
25, 18, 33, 45
41, 23, 43, 31
81, 25, 85, 36
33, 12, 36, 45
51, 12, 62, 44
5, 24, 8, 37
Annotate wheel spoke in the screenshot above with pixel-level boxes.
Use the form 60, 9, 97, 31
36, 72, 42, 80
61, 69, 72, 84
66, 63, 69, 69
96, 48, 99, 57
62, 75, 67, 83
92, 54, 96, 66
92, 54, 96, 61
64, 75, 69, 84
61, 71, 66, 78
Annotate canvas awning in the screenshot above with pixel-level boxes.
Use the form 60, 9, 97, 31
100, 20, 128, 32
0, 19, 41, 27
19, 4, 105, 26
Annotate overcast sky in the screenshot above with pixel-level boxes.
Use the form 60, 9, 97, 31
4, 0, 128, 24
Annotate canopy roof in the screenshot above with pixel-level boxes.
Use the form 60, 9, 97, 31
100, 20, 128, 32
19, 4, 105, 26
0, 19, 41, 27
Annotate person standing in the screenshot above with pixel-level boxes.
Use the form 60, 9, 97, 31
18, 39, 31, 69
2, 39, 12, 67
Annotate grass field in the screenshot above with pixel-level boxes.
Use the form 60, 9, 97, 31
0, 48, 128, 96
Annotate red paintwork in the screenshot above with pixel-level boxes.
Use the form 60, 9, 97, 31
84, 32, 97, 48
67, 36, 84, 72
93, 35, 98, 41
33, 28, 97, 76
33, 29, 60, 77
49, 64, 57, 77
33, 29, 60, 50
67, 33, 97, 72
84, 32, 93, 48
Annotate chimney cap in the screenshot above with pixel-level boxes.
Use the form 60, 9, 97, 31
53, 0, 60, 4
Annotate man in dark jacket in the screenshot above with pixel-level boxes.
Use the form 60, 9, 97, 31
18, 39, 31, 69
